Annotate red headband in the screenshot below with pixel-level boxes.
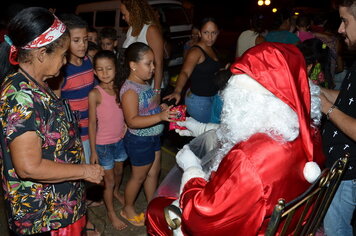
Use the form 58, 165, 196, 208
22, 16, 66, 50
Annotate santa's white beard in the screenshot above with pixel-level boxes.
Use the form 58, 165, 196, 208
206, 85, 300, 177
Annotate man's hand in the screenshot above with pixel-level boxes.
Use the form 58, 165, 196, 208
176, 145, 201, 171
175, 117, 219, 137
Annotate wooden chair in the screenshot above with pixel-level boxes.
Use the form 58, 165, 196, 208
265, 154, 350, 236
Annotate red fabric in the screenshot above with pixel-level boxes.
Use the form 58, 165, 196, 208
147, 134, 324, 236
231, 42, 314, 164
145, 42, 325, 236
50, 215, 86, 236
9, 45, 19, 65
146, 197, 177, 236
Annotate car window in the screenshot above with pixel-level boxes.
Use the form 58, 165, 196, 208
153, 4, 190, 26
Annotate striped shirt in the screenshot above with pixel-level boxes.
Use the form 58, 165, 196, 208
61, 57, 95, 141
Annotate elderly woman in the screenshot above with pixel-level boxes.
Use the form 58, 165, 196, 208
0, 7, 104, 235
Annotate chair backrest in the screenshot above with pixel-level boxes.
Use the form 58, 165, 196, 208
265, 153, 349, 236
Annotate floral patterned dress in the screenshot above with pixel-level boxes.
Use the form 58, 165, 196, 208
0, 73, 86, 235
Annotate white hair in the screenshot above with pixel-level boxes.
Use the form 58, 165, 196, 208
205, 75, 321, 177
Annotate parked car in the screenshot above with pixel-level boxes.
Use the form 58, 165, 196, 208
75, 0, 192, 67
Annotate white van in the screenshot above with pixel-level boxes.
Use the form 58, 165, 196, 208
75, 0, 192, 67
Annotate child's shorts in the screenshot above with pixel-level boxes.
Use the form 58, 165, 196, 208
124, 132, 161, 166
96, 139, 128, 170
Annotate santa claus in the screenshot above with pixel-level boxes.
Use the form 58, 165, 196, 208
146, 42, 325, 236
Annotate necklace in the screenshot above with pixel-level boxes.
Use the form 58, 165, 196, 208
19, 67, 76, 123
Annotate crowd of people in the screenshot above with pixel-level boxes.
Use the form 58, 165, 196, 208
0, 0, 356, 235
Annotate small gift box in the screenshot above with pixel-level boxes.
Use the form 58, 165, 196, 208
169, 105, 187, 130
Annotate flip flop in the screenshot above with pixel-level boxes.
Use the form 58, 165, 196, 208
82, 223, 101, 236
87, 200, 104, 207
120, 210, 145, 227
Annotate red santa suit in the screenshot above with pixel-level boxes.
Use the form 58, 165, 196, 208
146, 42, 325, 236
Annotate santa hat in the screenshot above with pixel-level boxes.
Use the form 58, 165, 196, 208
231, 42, 321, 183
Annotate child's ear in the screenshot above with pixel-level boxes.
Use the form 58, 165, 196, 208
114, 40, 118, 47
129, 61, 136, 71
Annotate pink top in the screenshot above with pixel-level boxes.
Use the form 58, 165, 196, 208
296, 31, 315, 42
95, 85, 125, 145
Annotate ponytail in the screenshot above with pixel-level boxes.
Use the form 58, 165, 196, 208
0, 42, 17, 83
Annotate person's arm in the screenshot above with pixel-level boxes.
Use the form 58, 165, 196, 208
147, 25, 164, 91
121, 89, 176, 128
163, 48, 201, 104
10, 132, 104, 184
88, 88, 99, 164
320, 93, 356, 141
178, 148, 265, 235
320, 87, 340, 104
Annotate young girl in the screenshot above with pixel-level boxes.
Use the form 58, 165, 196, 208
88, 50, 127, 230
117, 42, 176, 226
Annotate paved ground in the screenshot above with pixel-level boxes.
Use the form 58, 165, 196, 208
0, 131, 189, 236
86, 145, 178, 236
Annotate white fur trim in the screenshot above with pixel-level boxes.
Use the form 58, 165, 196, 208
180, 166, 206, 194
204, 123, 220, 132
303, 161, 321, 183
229, 74, 271, 95
172, 226, 184, 236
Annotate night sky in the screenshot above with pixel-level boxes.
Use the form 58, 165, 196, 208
2, 0, 334, 16
1, 0, 335, 31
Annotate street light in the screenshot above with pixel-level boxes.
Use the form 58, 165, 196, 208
257, 0, 272, 6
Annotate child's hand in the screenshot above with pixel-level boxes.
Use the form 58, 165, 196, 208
90, 152, 99, 165
159, 105, 178, 122
160, 103, 169, 111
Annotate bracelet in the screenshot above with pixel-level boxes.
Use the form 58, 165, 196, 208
153, 89, 161, 95
326, 105, 337, 120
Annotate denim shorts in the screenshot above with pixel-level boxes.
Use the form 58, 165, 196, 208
96, 139, 128, 170
124, 132, 161, 166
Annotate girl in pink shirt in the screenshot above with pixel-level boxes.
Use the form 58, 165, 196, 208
88, 50, 127, 231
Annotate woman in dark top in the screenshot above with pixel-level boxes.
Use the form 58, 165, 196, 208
164, 17, 221, 123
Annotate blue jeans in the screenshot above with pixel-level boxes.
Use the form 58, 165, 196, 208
185, 90, 214, 123
324, 179, 356, 236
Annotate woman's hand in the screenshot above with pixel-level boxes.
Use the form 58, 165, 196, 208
163, 91, 181, 105
83, 164, 105, 184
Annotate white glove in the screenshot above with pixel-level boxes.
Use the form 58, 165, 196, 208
176, 145, 201, 171
175, 117, 219, 137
